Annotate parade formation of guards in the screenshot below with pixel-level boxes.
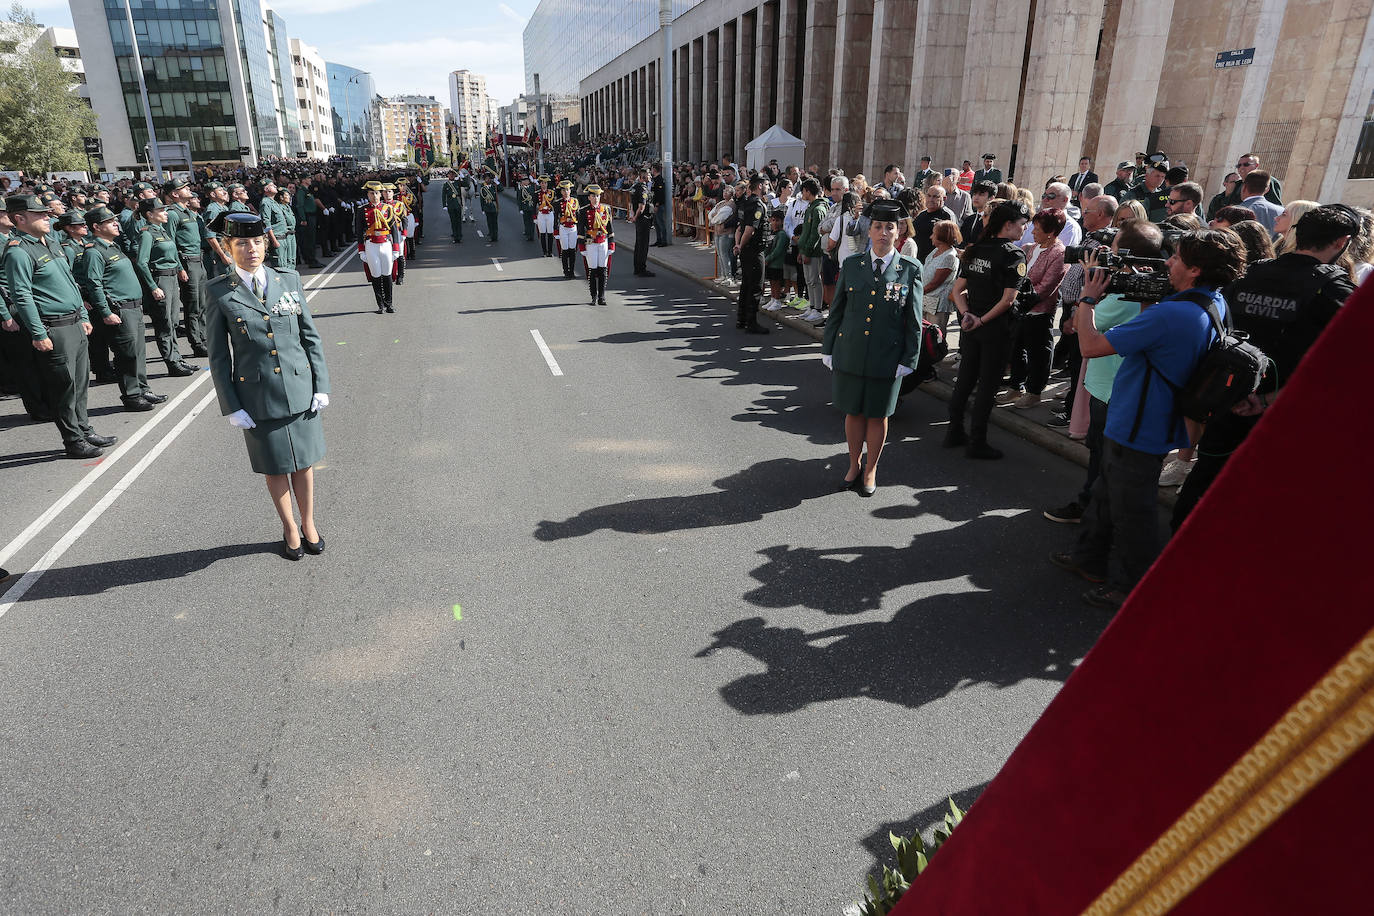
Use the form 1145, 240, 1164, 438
0, 167, 427, 461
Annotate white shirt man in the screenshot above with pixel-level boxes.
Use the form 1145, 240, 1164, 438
1019, 182, 1082, 248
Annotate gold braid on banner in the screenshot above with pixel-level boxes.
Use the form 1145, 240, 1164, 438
1081, 626, 1374, 916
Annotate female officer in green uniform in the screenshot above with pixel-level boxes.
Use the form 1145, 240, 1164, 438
820, 200, 923, 497
205, 213, 330, 561
272, 187, 298, 270
134, 198, 193, 376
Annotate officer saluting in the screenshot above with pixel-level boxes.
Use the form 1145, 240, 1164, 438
2, 194, 117, 458
76, 206, 167, 412
732, 174, 771, 334
819, 199, 923, 496
204, 213, 330, 561
441, 169, 464, 244
577, 184, 614, 306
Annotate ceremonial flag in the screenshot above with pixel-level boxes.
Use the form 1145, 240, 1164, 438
413, 129, 433, 168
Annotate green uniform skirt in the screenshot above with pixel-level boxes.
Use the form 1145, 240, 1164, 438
833, 369, 902, 419
242, 409, 325, 475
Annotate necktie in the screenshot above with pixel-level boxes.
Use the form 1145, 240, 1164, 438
252, 275, 262, 300
874, 257, 884, 280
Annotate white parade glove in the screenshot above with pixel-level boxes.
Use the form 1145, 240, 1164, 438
310, 392, 329, 412
821, 354, 833, 370
896, 364, 914, 378
358, 250, 366, 262
228, 409, 256, 430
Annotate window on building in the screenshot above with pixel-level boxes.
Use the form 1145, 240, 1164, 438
1351, 86, 1374, 181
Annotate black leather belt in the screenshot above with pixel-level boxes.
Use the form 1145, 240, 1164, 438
155, 268, 179, 276
181, 254, 202, 261
110, 298, 140, 312
40, 310, 81, 329
283, 230, 295, 236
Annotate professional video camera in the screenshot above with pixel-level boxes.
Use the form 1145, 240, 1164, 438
1064, 228, 1172, 301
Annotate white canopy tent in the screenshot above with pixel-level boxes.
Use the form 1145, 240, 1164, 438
745, 125, 806, 171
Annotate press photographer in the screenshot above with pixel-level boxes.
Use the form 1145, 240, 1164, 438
1052, 228, 1246, 610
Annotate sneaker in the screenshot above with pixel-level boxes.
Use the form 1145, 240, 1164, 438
788, 297, 808, 310
1012, 392, 1041, 409
797, 307, 823, 322
1046, 411, 1070, 428
996, 388, 1024, 403
1082, 585, 1128, 611
1049, 551, 1106, 583
1043, 501, 1084, 524
763, 299, 785, 312
1158, 458, 1195, 488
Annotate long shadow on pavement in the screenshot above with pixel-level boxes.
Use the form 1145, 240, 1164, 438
17, 542, 284, 599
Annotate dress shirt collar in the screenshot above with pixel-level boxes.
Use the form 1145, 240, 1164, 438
235, 265, 267, 293
871, 250, 892, 274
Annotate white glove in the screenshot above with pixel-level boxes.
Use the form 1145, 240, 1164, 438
896, 365, 914, 378
358, 251, 366, 262
310, 392, 329, 412
821, 354, 833, 370
228, 409, 256, 430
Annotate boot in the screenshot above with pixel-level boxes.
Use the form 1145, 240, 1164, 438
966, 438, 1004, 460
588, 272, 597, 305
942, 422, 968, 448
383, 277, 394, 312
372, 278, 386, 313
395, 256, 405, 285
596, 268, 607, 305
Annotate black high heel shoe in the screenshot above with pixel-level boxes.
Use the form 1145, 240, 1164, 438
303, 534, 325, 555
838, 457, 866, 492
282, 537, 304, 561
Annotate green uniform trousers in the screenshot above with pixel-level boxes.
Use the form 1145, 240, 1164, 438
147, 272, 183, 365
485, 211, 499, 242
181, 257, 208, 351
448, 206, 463, 242
272, 235, 297, 271
106, 301, 149, 401
1, 325, 52, 418
34, 319, 93, 447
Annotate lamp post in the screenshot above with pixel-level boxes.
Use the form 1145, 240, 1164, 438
121, 0, 162, 177
659, 0, 674, 245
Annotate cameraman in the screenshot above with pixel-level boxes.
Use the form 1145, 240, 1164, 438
1172, 205, 1357, 531
1052, 229, 1245, 610
1046, 195, 1118, 430
1044, 219, 1161, 524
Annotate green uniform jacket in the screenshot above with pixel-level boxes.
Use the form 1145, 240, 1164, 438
480, 183, 500, 213
518, 185, 536, 213
204, 268, 329, 420
260, 198, 290, 235
60, 237, 89, 268
228, 201, 252, 214
167, 203, 202, 260
798, 198, 829, 257
134, 224, 183, 292
765, 230, 790, 269
441, 180, 464, 211
1222, 177, 1283, 209
821, 251, 923, 378
77, 237, 143, 319
117, 208, 144, 256
3, 232, 88, 340
0, 229, 14, 322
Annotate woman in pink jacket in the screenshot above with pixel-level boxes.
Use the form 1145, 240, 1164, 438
1001, 209, 1067, 409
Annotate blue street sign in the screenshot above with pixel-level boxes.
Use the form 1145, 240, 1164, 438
1215, 48, 1256, 69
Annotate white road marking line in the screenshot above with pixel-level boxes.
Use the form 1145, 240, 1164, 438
0, 390, 218, 619
530, 330, 564, 377
0, 243, 351, 614
0, 371, 212, 571
491, 258, 503, 271
476, 230, 485, 238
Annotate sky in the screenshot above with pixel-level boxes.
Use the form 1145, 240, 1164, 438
28, 0, 540, 109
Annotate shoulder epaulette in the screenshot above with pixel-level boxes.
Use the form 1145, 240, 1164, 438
206, 272, 230, 285
6, 239, 19, 247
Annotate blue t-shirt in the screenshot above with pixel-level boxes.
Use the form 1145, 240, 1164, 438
1103, 287, 1227, 455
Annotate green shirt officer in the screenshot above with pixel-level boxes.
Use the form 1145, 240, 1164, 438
3, 194, 115, 458
441, 172, 464, 243
1127, 163, 1171, 222
134, 198, 194, 375
76, 206, 164, 410
202, 181, 232, 276
820, 198, 923, 495
55, 210, 91, 267
257, 178, 292, 268
227, 183, 251, 213
165, 177, 210, 356
480, 174, 500, 243
118, 181, 157, 256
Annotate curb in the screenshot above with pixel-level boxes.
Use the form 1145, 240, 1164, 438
643, 243, 1094, 470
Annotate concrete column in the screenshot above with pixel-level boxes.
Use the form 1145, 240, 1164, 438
648, 60, 658, 142
865, 0, 916, 178
1015, 0, 1107, 186
677, 44, 690, 162
690, 39, 704, 162
737, 10, 756, 152
830, 0, 874, 177
954, 0, 1030, 179
801, 0, 839, 170
704, 29, 720, 161
720, 20, 737, 162
775, 0, 799, 135
1082, 0, 1122, 163
904, 0, 969, 174
1318, 2, 1374, 201
754, 2, 777, 138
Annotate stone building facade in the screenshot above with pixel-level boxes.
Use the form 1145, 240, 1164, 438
562, 0, 1374, 205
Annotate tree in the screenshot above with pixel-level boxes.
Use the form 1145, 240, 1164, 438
0, 3, 98, 174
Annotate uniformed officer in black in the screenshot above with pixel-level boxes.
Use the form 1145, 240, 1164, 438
3, 194, 117, 458
1102, 161, 1136, 201
629, 167, 655, 277
973, 153, 1003, 187
517, 174, 537, 242
1172, 205, 1358, 530
732, 174, 771, 334
1127, 161, 1170, 222
945, 200, 1031, 459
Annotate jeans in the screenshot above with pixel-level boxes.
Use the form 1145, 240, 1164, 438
802, 255, 823, 308
1073, 437, 1167, 593
653, 206, 668, 244
716, 234, 736, 278
1076, 396, 1109, 507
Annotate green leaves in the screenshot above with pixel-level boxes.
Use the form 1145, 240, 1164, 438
0, 4, 99, 173
853, 797, 966, 915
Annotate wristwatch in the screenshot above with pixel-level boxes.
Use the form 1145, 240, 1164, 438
1079, 296, 1099, 306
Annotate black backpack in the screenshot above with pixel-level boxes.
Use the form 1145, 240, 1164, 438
900, 319, 949, 396
1129, 290, 1269, 443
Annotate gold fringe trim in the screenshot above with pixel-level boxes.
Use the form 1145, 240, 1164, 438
1082, 626, 1374, 916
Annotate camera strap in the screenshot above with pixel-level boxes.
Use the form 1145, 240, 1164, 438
1127, 290, 1218, 444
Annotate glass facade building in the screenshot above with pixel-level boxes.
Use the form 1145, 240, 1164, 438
266, 8, 300, 155
522, 0, 702, 96
231, 0, 280, 156
326, 62, 377, 164
104, 0, 241, 160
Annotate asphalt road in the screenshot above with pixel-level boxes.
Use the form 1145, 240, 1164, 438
0, 187, 1109, 915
